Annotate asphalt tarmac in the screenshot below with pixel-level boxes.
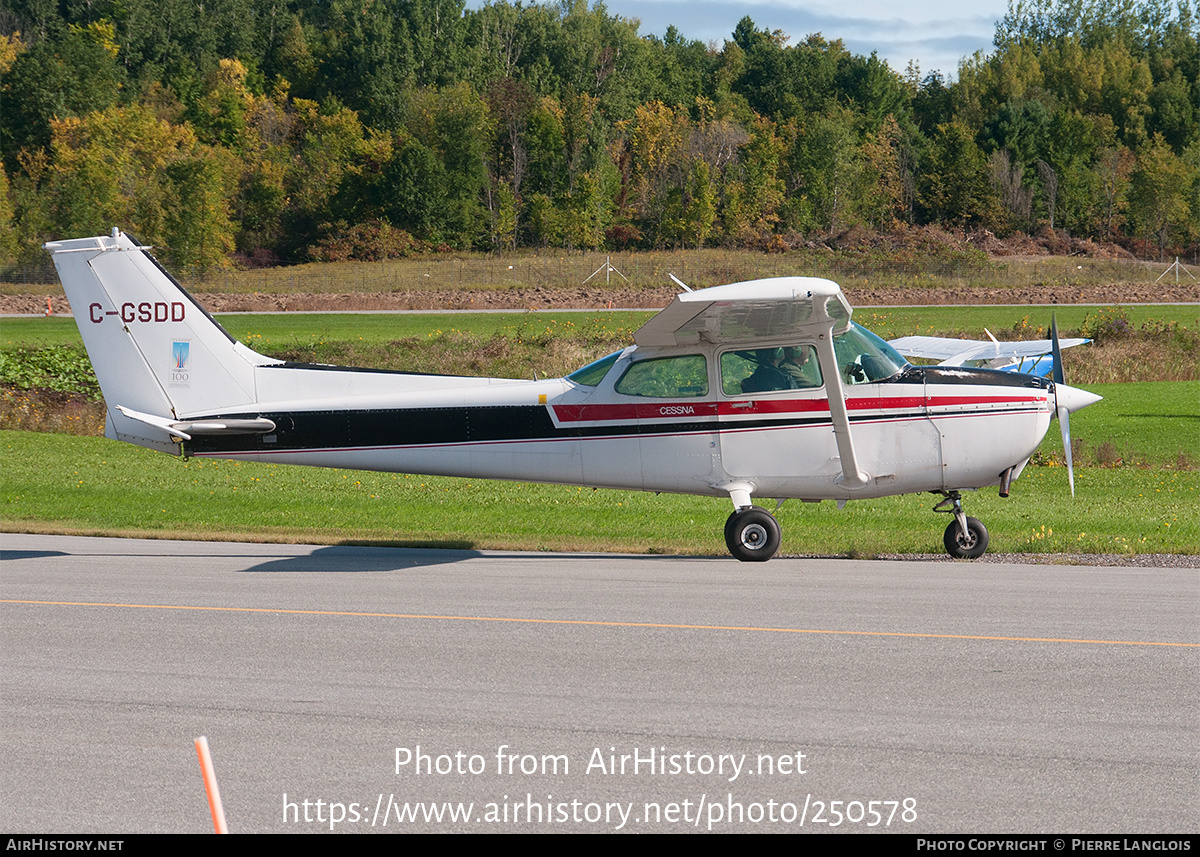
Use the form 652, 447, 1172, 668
2, 533, 1196, 834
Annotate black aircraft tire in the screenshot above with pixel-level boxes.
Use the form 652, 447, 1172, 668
943, 517, 989, 559
724, 508, 782, 562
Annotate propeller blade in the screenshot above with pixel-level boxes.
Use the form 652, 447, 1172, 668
1058, 405, 1075, 498
1054, 383, 1102, 497
1048, 313, 1096, 497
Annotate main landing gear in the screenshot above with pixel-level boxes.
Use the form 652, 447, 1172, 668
724, 506, 782, 562
934, 491, 989, 559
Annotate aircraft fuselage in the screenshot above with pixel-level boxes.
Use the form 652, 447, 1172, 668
182, 357, 1054, 503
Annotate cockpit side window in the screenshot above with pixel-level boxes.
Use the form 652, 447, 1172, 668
615, 355, 708, 398
721, 345, 822, 395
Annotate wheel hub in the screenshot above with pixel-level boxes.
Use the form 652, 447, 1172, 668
741, 523, 768, 550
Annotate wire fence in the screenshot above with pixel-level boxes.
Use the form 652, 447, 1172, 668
3, 252, 1194, 296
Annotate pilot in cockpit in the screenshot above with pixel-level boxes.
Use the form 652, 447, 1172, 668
741, 348, 793, 392
781, 345, 821, 388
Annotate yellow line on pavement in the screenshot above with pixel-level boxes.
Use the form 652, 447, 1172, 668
4, 599, 1197, 648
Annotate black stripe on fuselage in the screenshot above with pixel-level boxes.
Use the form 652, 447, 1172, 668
181, 402, 1038, 456
186, 404, 722, 455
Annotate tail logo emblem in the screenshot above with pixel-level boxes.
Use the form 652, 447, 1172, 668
170, 340, 190, 387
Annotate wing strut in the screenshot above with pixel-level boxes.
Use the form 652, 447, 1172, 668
811, 311, 868, 490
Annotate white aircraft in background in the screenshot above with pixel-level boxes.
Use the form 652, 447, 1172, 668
44, 230, 1101, 561
889, 330, 1090, 377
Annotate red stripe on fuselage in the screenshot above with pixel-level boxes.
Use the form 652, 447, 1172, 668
552, 402, 719, 422
551, 393, 1045, 423
926, 394, 1044, 408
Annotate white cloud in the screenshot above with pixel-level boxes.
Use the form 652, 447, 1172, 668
602, 0, 1007, 78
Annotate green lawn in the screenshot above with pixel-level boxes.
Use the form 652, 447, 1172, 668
3, 429, 1196, 557
3, 305, 1197, 349
0, 310, 655, 349
1038, 381, 1199, 467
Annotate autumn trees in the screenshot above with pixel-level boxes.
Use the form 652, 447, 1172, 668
1, 0, 1196, 266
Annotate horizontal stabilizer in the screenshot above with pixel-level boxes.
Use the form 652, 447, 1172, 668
174, 418, 278, 436
116, 405, 275, 441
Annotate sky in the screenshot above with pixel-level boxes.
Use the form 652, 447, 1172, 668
594, 0, 1011, 81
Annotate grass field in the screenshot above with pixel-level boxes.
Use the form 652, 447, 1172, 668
1035, 381, 1198, 467
2, 430, 1195, 557
5, 305, 1198, 349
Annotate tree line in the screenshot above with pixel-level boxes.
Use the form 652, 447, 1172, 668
1, 0, 1196, 267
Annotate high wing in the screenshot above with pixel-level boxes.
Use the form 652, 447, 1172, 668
888, 334, 1090, 376
634, 277, 852, 347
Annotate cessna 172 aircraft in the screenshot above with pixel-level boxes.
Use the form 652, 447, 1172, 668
45, 229, 1101, 561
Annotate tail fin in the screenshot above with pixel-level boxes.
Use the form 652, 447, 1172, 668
44, 229, 270, 453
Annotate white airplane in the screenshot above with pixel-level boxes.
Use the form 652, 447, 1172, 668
889, 331, 1090, 377
44, 230, 1101, 561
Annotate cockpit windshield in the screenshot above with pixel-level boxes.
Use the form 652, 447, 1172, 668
833, 323, 909, 383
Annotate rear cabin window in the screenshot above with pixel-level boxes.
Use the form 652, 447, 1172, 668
567, 351, 621, 386
615, 355, 708, 398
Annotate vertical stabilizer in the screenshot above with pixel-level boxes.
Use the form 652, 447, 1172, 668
44, 231, 269, 453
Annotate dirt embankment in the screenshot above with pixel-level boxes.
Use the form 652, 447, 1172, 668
10, 224, 1196, 313
196, 282, 1200, 311
6, 281, 1198, 316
